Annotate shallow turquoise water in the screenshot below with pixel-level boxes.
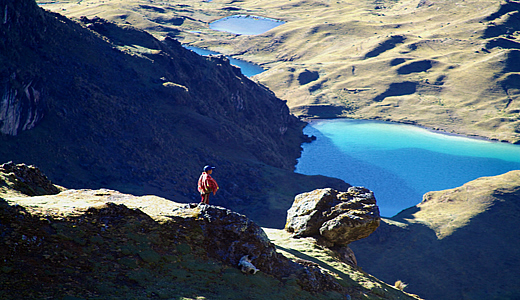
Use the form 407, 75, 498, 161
209, 15, 285, 35
296, 119, 520, 217
184, 46, 265, 77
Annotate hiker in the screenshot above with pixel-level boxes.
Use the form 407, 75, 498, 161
198, 165, 219, 204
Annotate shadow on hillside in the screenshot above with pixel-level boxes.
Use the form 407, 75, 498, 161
79, 16, 164, 50
350, 192, 520, 299
364, 35, 406, 59
486, 37, 520, 50
396, 60, 434, 75
373, 82, 417, 102
482, 1, 520, 39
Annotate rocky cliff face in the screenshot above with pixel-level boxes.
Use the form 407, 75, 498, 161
350, 170, 520, 300
0, 79, 45, 135
0, 0, 347, 227
0, 163, 419, 300
0, 1, 47, 135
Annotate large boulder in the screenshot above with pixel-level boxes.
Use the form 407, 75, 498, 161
285, 187, 381, 246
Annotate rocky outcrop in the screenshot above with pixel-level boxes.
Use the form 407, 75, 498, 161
174, 203, 344, 293
285, 187, 380, 247
0, 162, 61, 196
0, 165, 420, 299
0, 164, 343, 297
0, 189, 342, 298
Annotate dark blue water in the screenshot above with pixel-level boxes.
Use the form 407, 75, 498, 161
296, 119, 520, 217
209, 15, 285, 35
184, 46, 265, 77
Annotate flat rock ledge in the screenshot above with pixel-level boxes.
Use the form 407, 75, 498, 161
1, 187, 343, 296
285, 187, 381, 247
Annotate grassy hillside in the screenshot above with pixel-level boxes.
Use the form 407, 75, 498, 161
40, 0, 520, 143
350, 170, 520, 299
263, 228, 420, 300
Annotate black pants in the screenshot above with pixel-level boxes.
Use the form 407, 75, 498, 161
200, 193, 210, 204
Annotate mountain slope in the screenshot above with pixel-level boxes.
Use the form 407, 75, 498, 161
0, 0, 347, 227
45, 0, 520, 143
350, 170, 520, 299
0, 163, 420, 300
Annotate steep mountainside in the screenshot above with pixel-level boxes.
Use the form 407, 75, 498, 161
0, 0, 347, 228
46, 0, 520, 143
350, 170, 520, 300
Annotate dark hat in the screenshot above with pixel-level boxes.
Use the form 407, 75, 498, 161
203, 165, 216, 172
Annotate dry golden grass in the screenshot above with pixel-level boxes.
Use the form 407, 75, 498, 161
39, 0, 520, 143
405, 169, 520, 239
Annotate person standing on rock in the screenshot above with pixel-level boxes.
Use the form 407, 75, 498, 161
198, 165, 219, 204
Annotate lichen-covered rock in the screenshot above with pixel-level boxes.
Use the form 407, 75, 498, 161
173, 203, 275, 269
285, 188, 338, 236
285, 187, 380, 246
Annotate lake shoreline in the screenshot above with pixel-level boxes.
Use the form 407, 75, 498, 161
183, 45, 265, 77
301, 116, 518, 145
209, 14, 286, 35
296, 117, 520, 217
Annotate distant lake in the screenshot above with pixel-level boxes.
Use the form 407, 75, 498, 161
209, 15, 285, 35
184, 46, 265, 77
296, 119, 520, 217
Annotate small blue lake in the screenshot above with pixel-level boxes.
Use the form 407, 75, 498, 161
209, 15, 285, 35
296, 119, 520, 217
184, 46, 265, 77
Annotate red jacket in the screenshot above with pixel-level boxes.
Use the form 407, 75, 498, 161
198, 172, 219, 194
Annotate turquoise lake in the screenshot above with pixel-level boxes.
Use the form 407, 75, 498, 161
209, 15, 285, 35
296, 119, 520, 217
184, 46, 265, 77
